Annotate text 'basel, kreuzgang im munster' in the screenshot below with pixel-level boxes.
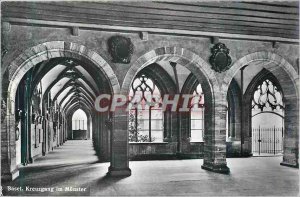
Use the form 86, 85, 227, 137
0, 1, 299, 196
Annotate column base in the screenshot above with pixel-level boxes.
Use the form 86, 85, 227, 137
280, 161, 299, 168
201, 163, 230, 174
1, 168, 19, 182
107, 166, 131, 176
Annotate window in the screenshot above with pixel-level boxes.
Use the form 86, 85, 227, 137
251, 78, 284, 127
128, 74, 163, 142
251, 78, 284, 155
190, 83, 205, 142
72, 109, 87, 130
252, 79, 284, 113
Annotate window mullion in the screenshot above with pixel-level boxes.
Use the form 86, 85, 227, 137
135, 108, 138, 142
149, 107, 152, 142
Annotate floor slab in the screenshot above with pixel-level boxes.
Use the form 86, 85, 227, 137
2, 140, 298, 196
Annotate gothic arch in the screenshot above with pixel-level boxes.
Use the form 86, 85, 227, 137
2, 41, 120, 180
139, 63, 177, 95
121, 47, 218, 95
222, 51, 298, 98
5, 41, 120, 115
227, 78, 242, 140
114, 46, 230, 174
180, 73, 200, 141
243, 69, 284, 149
245, 67, 298, 167
121, 47, 218, 146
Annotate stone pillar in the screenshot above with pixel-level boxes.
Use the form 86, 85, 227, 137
281, 96, 299, 168
87, 117, 90, 140
108, 106, 131, 176
201, 98, 230, 174
1, 114, 19, 181
98, 115, 102, 156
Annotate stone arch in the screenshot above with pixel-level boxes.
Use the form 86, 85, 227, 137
181, 73, 199, 95
223, 52, 298, 167
227, 78, 242, 140
128, 63, 178, 144
121, 47, 218, 95
180, 73, 200, 141
222, 51, 298, 97
2, 41, 120, 180
243, 69, 285, 155
121, 46, 219, 153
180, 73, 203, 155
139, 63, 177, 95
6, 41, 120, 115
110, 46, 230, 175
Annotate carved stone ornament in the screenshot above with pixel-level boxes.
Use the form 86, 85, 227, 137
209, 43, 232, 73
108, 35, 134, 63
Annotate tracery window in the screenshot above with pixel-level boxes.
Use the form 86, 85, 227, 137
251, 78, 284, 155
190, 83, 205, 142
252, 79, 284, 115
128, 74, 163, 142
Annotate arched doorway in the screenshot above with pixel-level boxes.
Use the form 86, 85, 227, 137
223, 52, 298, 167
1, 41, 119, 180
251, 71, 284, 156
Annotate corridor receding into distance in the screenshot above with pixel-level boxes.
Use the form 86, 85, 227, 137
1, 1, 299, 196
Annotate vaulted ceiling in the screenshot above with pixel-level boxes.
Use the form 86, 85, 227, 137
30, 57, 110, 115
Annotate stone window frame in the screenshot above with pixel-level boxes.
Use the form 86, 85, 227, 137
128, 63, 177, 143
244, 68, 285, 139
128, 73, 164, 142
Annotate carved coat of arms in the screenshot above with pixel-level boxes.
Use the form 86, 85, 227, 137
108, 35, 134, 63
209, 43, 232, 73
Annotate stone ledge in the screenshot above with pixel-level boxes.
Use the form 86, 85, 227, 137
107, 166, 131, 176
201, 163, 230, 174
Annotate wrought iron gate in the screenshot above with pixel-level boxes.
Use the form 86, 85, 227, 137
252, 126, 283, 155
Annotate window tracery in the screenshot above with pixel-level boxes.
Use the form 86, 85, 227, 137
252, 79, 284, 112
128, 74, 163, 142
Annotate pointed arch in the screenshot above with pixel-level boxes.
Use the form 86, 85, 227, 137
6, 41, 120, 115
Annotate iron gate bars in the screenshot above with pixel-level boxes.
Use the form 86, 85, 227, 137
252, 126, 283, 155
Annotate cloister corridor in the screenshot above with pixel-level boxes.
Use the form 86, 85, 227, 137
2, 140, 298, 196
1, 2, 299, 196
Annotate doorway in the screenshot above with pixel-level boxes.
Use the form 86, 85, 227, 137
251, 78, 284, 156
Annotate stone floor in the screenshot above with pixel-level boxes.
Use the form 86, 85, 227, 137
2, 140, 299, 196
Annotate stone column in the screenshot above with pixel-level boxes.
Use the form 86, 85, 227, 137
87, 117, 90, 140
281, 95, 299, 168
1, 114, 19, 181
108, 106, 131, 176
201, 96, 230, 174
